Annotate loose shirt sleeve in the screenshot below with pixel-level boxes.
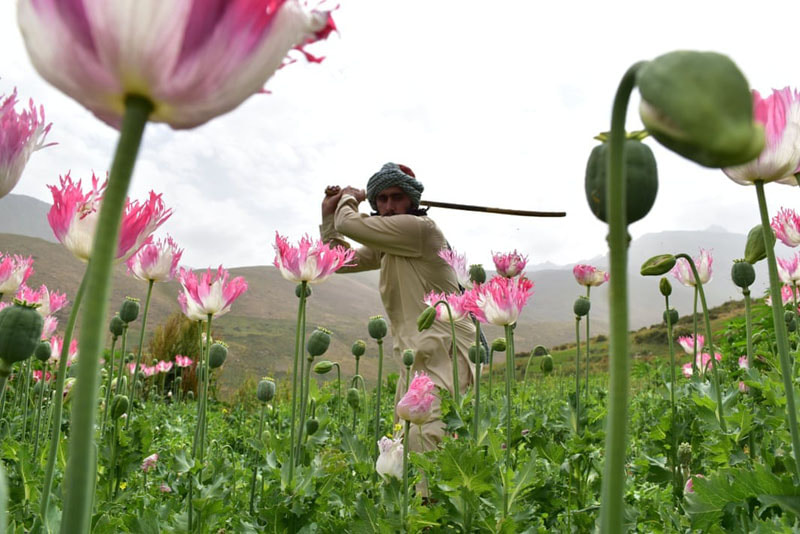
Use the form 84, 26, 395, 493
319, 203, 381, 273
332, 195, 425, 257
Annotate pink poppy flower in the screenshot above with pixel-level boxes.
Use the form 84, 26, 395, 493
423, 290, 470, 322
0, 253, 34, 295
671, 249, 713, 287
127, 235, 183, 283
438, 248, 471, 288
765, 284, 800, 307
18, 1, 336, 130
466, 275, 534, 326
141, 453, 158, 473
375, 436, 403, 481
273, 233, 356, 284
677, 334, 704, 355
573, 264, 609, 287
683, 352, 723, 378
33, 370, 53, 383
177, 266, 248, 318
143, 366, 158, 378
47, 173, 172, 262
738, 381, 749, 393
156, 360, 173, 374
159, 484, 171, 493
738, 356, 749, 369
723, 87, 800, 185
684, 474, 704, 494
50, 335, 78, 366
15, 284, 68, 317
777, 252, 800, 284
174, 355, 193, 368
0, 88, 54, 198
492, 250, 528, 278
396, 371, 436, 425
772, 207, 800, 247
41, 315, 58, 340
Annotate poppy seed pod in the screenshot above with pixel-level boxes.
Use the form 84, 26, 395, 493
117, 375, 128, 395
469, 264, 486, 285
109, 315, 125, 337
785, 311, 796, 324
351, 339, 366, 358
305, 418, 319, 436
295, 284, 312, 299
111, 395, 129, 419
678, 442, 692, 467
540, 354, 554, 374
402, 349, 415, 367
0, 299, 44, 369
637, 51, 764, 168
368, 316, 388, 340
468, 344, 486, 364
659, 277, 672, 297
307, 327, 332, 357
256, 378, 275, 403
731, 260, 756, 289
744, 225, 771, 265
208, 341, 228, 369
35, 340, 52, 362
573, 296, 591, 317
641, 254, 677, 276
416, 307, 436, 332
492, 338, 507, 352
663, 308, 679, 326
346, 388, 360, 409
313, 361, 334, 374
119, 297, 140, 323
187, 391, 195, 401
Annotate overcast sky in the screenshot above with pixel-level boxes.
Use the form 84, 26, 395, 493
3, 1, 800, 270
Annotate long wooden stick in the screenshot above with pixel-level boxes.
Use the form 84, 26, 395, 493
420, 200, 566, 218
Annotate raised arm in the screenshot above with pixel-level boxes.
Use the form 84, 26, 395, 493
320, 186, 381, 272
333, 194, 425, 257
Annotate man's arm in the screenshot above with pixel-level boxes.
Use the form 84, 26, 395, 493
333, 194, 425, 257
320, 186, 381, 272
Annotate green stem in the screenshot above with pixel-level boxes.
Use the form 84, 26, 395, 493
297, 301, 307, 457
692, 287, 699, 375
575, 317, 581, 435
473, 321, 482, 441
335, 363, 341, 424
249, 403, 267, 515
288, 282, 307, 484
792, 281, 799, 376
189, 314, 213, 531
434, 300, 460, 405
675, 253, 726, 431
744, 288, 753, 368
585, 286, 591, 402
488, 348, 494, 400
127, 279, 154, 428
373, 338, 385, 458
664, 294, 678, 493
21, 358, 32, 441
33, 361, 49, 459
296, 356, 313, 459
755, 180, 800, 481
402, 419, 410, 529
39, 272, 87, 524
61, 95, 152, 533
199, 316, 213, 462
503, 323, 515, 517
106, 325, 128, 434
598, 61, 644, 534
100, 335, 118, 435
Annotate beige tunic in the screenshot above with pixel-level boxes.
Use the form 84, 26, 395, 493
320, 194, 475, 450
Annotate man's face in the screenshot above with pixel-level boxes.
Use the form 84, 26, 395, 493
376, 186, 412, 216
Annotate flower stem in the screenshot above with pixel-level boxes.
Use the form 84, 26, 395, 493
692, 287, 699, 375
100, 335, 118, 435
503, 323, 515, 517
402, 419, 410, 528
296, 355, 313, 458
373, 338, 385, 458
675, 253, 726, 431
744, 288, 753, 368
598, 61, 645, 534
755, 179, 800, 481
288, 282, 307, 484
473, 321, 482, 441
126, 279, 154, 429
249, 403, 267, 515
664, 294, 678, 493
585, 286, 591, 402
574, 317, 581, 435
38, 272, 86, 524
32, 361, 50, 459
60, 95, 152, 533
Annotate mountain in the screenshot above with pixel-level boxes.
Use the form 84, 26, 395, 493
0, 194, 56, 243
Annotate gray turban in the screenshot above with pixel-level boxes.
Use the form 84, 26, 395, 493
366, 163, 424, 212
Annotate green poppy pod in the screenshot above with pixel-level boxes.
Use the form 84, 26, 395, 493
468, 344, 486, 364
416, 307, 437, 332
540, 354, 554, 374
573, 296, 591, 317
731, 260, 756, 289
663, 308, 679, 326
256, 378, 276, 403
119, 297, 140, 323
35, 340, 52, 362
307, 328, 332, 357
659, 277, 672, 297
111, 395, 129, 419
305, 418, 320, 436
314, 361, 334, 375
469, 264, 486, 285
641, 254, 677, 276
0, 299, 44, 371
109, 315, 125, 337
208, 342, 228, 369
368, 316, 388, 340
402, 349, 415, 367
346, 388, 360, 409
351, 339, 366, 358
295, 284, 312, 299
744, 225, 771, 265
785, 311, 796, 324
493, 338, 508, 352
585, 134, 658, 225
788, 319, 797, 333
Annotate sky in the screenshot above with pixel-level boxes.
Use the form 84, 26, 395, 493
2, 1, 800, 270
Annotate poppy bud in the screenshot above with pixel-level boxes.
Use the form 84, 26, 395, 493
35, 340, 52, 362
346, 388, 360, 409
785, 311, 795, 324
659, 277, 672, 297
402, 349, 415, 367
314, 361, 334, 375
111, 395, 129, 419
469, 264, 486, 285
744, 225, 771, 265
573, 296, 591, 317
0, 299, 44, 371
641, 254, 677, 276
663, 308, 679, 326
257, 378, 275, 403
208, 341, 228, 369
119, 297, 140, 323
678, 442, 692, 466
295, 284, 312, 299
416, 307, 436, 332
492, 338, 507, 352
305, 418, 319, 436
307, 327, 332, 357
731, 260, 756, 289
368, 316, 388, 340
351, 340, 366, 358
637, 51, 764, 168
540, 354, 554, 374
468, 344, 486, 364
109, 315, 125, 337
788, 319, 797, 333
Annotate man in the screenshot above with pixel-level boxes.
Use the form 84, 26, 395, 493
320, 162, 474, 453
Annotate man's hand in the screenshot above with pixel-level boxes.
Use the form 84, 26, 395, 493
341, 186, 366, 203
322, 185, 343, 217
